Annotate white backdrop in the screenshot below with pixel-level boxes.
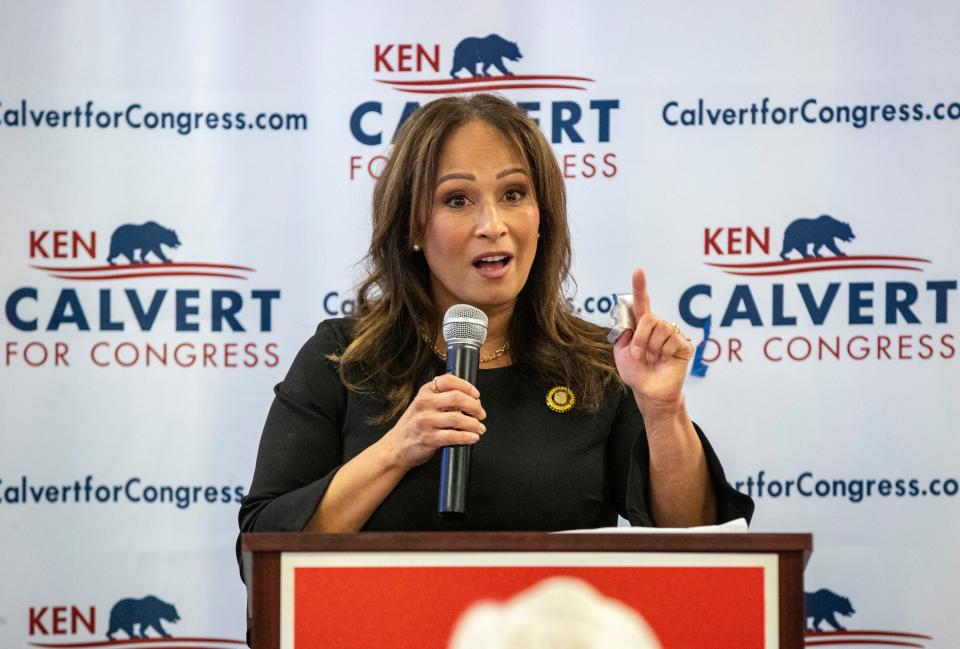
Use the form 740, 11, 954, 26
1, 2, 957, 648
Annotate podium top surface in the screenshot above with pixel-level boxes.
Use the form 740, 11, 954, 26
241, 531, 812, 555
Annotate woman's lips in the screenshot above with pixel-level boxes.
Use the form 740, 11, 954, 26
473, 255, 512, 279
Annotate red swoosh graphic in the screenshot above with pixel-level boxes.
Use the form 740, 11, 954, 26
718, 264, 924, 277
389, 83, 588, 94
49, 271, 248, 281
29, 646, 237, 649
705, 255, 931, 270
804, 641, 923, 648
31, 263, 255, 273
806, 631, 933, 640
28, 638, 245, 648
31, 646, 236, 649
376, 74, 594, 87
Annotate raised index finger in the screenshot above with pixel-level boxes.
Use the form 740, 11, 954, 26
632, 267, 651, 318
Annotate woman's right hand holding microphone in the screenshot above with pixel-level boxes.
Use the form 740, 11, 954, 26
382, 374, 487, 470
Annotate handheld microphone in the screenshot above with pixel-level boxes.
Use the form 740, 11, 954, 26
438, 304, 487, 519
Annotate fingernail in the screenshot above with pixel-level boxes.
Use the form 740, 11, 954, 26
473, 389, 480, 398
646, 351, 657, 364
480, 424, 487, 433
630, 346, 641, 360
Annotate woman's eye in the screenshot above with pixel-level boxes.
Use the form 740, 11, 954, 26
503, 189, 525, 202
445, 194, 469, 208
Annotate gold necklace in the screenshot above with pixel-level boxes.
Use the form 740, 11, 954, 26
420, 331, 511, 364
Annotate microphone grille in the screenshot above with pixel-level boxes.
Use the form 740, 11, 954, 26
442, 304, 488, 346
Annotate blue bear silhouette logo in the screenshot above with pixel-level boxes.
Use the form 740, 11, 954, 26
106, 595, 180, 639
805, 588, 855, 631
780, 214, 855, 260
450, 34, 523, 78
106, 221, 181, 265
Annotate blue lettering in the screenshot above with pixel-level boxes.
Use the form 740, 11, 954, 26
927, 280, 957, 323
590, 100, 619, 142
125, 103, 142, 128
126, 289, 166, 330
678, 284, 711, 329
4, 288, 282, 332
885, 282, 919, 324
125, 477, 141, 502
720, 285, 762, 326
99, 289, 123, 331
252, 290, 281, 332
212, 290, 245, 332
662, 101, 679, 126
849, 282, 874, 325
176, 290, 200, 331
771, 284, 796, 326
352, 99, 619, 145
551, 101, 583, 143
797, 472, 814, 496
798, 283, 839, 325
47, 289, 90, 331
5, 287, 37, 331
323, 291, 339, 316
350, 101, 382, 145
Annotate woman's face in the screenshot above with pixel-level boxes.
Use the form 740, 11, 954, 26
422, 120, 540, 318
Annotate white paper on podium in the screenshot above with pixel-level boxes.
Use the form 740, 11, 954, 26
554, 518, 749, 534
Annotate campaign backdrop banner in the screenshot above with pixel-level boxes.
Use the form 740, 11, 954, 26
1, 2, 957, 648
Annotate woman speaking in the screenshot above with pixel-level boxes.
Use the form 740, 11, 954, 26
238, 94, 753, 535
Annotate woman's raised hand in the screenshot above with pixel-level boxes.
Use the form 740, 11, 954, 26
383, 374, 487, 470
613, 268, 695, 415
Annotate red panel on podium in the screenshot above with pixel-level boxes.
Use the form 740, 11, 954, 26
242, 532, 811, 649
293, 564, 766, 649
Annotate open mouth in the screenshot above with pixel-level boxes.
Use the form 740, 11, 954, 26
473, 254, 512, 270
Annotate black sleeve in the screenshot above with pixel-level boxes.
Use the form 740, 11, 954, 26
237, 320, 349, 539
607, 386, 755, 526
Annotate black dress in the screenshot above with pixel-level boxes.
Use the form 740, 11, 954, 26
238, 318, 754, 536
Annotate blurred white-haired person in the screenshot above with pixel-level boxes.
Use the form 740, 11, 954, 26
448, 576, 662, 649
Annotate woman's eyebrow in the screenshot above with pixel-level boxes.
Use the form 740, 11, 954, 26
496, 167, 526, 179
436, 167, 527, 187
436, 172, 474, 186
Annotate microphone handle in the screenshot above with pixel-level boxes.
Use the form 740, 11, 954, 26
438, 343, 479, 519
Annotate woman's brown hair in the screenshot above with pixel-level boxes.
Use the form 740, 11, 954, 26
334, 93, 619, 421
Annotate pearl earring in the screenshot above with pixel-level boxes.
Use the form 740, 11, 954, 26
412, 244, 421, 251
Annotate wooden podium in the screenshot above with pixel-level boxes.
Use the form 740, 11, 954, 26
241, 532, 812, 649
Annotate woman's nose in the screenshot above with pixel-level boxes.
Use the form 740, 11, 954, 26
475, 200, 507, 239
